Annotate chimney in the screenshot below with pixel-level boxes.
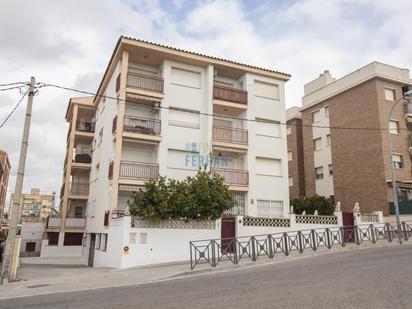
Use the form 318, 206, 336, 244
304, 70, 335, 96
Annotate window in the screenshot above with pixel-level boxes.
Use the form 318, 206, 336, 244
256, 157, 282, 176
288, 151, 292, 161
329, 164, 333, 176
48, 232, 59, 246
289, 176, 293, 187
324, 106, 329, 117
392, 154, 403, 169
255, 119, 281, 137
100, 234, 107, 251
330, 195, 335, 205
257, 199, 284, 218
312, 110, 320, 123
315, 167, 324, 179
64, 233, 83, 246
389, 120, 399, 134
286, 126, 292, 135
74, 207, 83, 218
326, 134, 331, 146
385, 88, 396, 101
313, 138, 322, 151
95, 234, 101, 250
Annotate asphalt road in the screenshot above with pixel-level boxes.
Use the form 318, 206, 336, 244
1, 245, 411, 309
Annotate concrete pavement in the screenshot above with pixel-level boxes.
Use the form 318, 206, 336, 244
0, 245, 411, 308
0, 240, 406, 300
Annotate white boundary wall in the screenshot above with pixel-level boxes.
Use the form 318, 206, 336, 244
93, 216, 221, 268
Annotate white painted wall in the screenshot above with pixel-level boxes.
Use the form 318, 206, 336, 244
86, 60, 120, 234
244, 73, 289, 218
93, 216, 221, 268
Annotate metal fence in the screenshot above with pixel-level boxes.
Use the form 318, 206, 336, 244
189, 222, 412, 270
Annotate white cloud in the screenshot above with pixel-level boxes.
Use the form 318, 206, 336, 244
0, 0, 410, 210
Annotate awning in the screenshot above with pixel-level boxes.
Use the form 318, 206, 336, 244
119, 184, 143, 192
387, 181, 412, 190
126, 93, 161, 104
213, 145, 247, 154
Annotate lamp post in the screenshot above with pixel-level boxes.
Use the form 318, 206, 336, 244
388, 89, 412, 243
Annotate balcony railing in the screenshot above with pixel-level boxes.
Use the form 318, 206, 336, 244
212, 168, 249, 186
76, 121, 95, 133
69, 181, 89, 195
213, 85, 247, 105
47, 217, 61, 228
212, 126, 248, 144
120, 161, 159, 180
127, 72, 164, 93
74, 148, 92, 164
123, 115, 161, 135
65, 217, 86, 229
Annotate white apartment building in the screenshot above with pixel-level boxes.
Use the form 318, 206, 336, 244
45, 37, 291, 266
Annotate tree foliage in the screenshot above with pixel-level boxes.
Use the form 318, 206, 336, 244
290, 195, 334, 215
128, 168, 234, 221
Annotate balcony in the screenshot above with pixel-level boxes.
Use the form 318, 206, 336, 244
406, 103, 412, 123
124, 115, 161, 135
213, 85, 247, 105
47, 217, 61, 229
212, 168, 249, 187
120, 161, 159, 180
212, 126, 248, 145
76, 121, 95, 133
65, 217, 86, 229
126, 72, 164, 94
69, 181, 89, 196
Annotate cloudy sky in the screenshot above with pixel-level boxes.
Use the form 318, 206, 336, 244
0, 0, 411, 208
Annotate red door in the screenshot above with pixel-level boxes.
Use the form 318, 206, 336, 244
342, 212, 355, 242
221, 216, 236, 253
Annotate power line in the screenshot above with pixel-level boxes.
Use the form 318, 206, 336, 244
25, 81, 412, 132
0, 82, 28, 87
0, 86, 27, 92
0, 91, 28, 129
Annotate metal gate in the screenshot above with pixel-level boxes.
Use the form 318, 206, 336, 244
221, 216, 236, 253
342, 212, 354, 242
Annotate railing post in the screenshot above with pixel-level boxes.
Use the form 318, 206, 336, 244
211, 240, 217, 267
326, 228, 332, 249
190, 242, 194, 270
282, 233, 290, 256
311, 229, 318, 251
297, 231, 304, 253
267, 235, 274, 258
251, 236, 257, 261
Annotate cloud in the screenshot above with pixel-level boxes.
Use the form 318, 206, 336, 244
0, 0, 411, 211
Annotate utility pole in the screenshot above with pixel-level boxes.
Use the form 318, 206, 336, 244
1, 76, 35, 285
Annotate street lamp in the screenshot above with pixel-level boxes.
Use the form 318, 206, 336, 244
388, 89, 412, 243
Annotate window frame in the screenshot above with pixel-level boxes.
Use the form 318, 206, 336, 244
315, 167, 324, 180
384, 87, 396, 101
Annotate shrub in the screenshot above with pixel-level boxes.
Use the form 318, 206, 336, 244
290, 195, 334, 215
128, 168, 234, 221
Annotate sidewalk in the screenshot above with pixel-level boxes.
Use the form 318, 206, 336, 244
0, 240, 410, 300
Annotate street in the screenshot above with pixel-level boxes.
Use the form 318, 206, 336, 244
0, 245, 411, 309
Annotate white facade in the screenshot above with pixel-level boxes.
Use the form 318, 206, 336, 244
65, 38, 291, 267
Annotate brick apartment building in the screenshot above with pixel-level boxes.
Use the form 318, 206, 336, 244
287, 62, 412, 215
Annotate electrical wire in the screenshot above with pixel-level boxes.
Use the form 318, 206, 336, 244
0, 91, 28, 129
37, 81, 412, 133
0, 81, 28, 87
